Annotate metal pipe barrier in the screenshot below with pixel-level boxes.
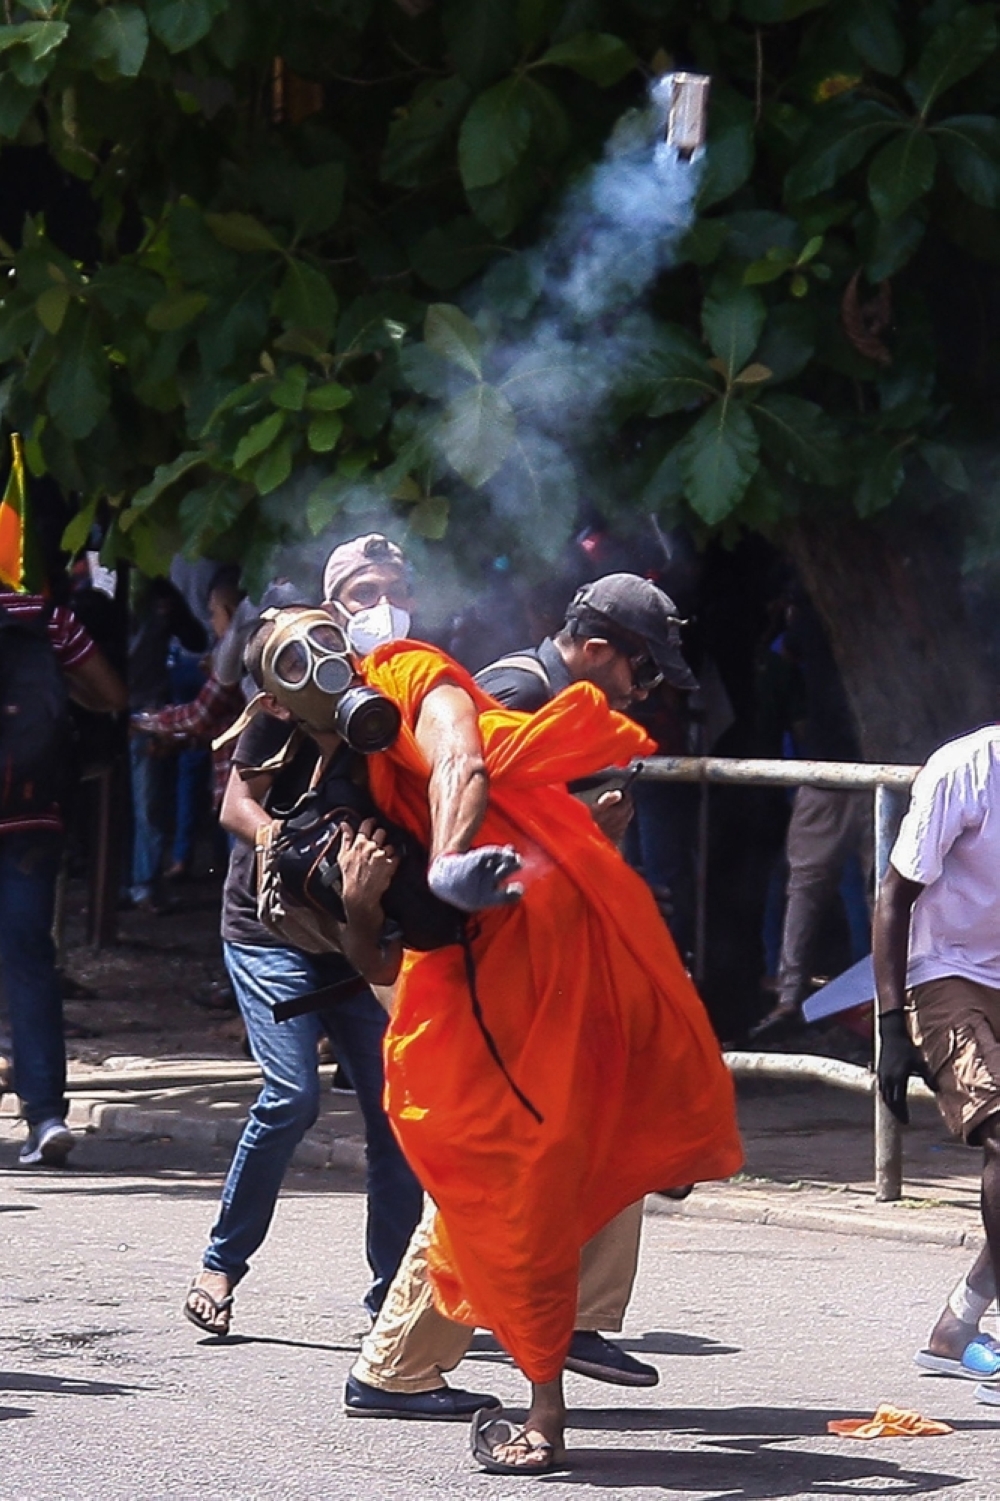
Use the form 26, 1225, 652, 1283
64, 1062, 340, 1093
637, 754, 919, 1201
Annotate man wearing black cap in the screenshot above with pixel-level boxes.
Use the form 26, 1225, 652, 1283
344, 572, 697, 1416
478, 572, 697, 715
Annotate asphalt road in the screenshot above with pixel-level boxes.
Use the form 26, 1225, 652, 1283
1, 1125, 999, 1500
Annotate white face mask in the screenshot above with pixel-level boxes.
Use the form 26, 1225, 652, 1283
345, 600, 411, 656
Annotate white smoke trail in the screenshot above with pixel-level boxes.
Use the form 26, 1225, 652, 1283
294, 79, 706, 605
449, 78, 706, 561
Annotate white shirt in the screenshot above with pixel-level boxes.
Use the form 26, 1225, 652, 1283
890, 724, 1000, 989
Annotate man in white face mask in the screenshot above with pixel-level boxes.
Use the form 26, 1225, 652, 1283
323, 534, 414, 656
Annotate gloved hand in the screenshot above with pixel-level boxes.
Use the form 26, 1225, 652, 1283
877, 1010, 935, 1125
427, 846, 523, 913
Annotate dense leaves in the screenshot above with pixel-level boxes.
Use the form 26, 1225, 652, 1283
0, 0, 998, 582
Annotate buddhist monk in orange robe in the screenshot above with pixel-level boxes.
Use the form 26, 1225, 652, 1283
362, 640, 742, 1472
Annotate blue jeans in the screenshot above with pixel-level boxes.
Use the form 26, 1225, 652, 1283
205, 941, 423, 1316
168, 649, 209, 870
129, 736, 170, 901
0, 832, 66, 1124
170, 746, 208, 869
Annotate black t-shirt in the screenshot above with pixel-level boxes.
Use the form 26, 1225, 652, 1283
475, 637, 570, 711
219, 714, 358, 968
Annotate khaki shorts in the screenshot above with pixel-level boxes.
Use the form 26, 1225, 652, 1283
907, 977, 1000, 1143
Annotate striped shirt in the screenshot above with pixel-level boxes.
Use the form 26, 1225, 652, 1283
0, 593, 97, 836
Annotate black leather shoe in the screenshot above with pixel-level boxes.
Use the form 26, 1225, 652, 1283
564, 1330, 659, 1387
343, 1374, 502, 1420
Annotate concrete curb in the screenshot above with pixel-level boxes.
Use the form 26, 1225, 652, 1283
86, 1098, 983, 1254
646, 1188, 984, 1251
87, 1101, 366, 1174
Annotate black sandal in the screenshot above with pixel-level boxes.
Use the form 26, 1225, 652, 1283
470, 1407, 566, 1476
183, 1279, 234, 1337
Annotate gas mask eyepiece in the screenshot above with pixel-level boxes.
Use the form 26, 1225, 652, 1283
260, 608, 400, 752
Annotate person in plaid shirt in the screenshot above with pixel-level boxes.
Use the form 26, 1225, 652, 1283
130, 573, 246, 809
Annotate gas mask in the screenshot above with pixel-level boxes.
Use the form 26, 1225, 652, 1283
260, 608, 401, 753
332, 599, 411, 657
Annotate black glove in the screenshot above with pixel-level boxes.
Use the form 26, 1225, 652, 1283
877, 1010, 935, 1125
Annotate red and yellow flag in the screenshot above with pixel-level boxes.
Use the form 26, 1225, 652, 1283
0, 433, 27, 592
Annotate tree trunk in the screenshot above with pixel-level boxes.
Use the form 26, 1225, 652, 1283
783, 514, 997, 764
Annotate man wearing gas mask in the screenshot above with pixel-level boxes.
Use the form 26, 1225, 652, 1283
182, 538, 431, 1350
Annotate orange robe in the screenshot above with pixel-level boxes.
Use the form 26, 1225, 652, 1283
364, 642, 743, 1384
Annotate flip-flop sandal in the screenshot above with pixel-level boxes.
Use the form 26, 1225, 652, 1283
184, 1280, 234, 1337
914, 1334, 1000, 1379
469, 1407, 566, 1476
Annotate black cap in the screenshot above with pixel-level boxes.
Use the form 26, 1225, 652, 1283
566, 573, 697, 691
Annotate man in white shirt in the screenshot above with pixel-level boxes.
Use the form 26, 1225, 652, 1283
874, 725, 1000, 1401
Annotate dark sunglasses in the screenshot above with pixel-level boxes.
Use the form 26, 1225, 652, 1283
627, 653, 664, 693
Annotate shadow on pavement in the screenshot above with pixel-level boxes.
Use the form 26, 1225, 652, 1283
466, 1330, 740, 1364
0, 1370, 142, 1399
568, 1403, 998, 1436
616, 1331, 741, 1357
552, 1443, 964, 1495
198, 1333, 361, 1355
562, 1406, 972, 1495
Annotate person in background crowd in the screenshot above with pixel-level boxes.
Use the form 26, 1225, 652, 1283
875, 725, 1000, 1402
131, 568, 247, 819
127, 577, 205, 913
183, 537, 423, 1339
163, 642, 211, 879
0, 584, 126, 1165
753, 595, 872, 1038
345, 572, 700, 1421
625, 677, 699, 962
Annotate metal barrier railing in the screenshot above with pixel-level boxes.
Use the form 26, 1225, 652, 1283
636, 755, 919, 1201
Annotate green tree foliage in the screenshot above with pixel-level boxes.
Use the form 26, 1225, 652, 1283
0, 0, 998, 582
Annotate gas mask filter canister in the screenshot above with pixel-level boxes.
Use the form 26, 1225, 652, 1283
260, 608, 401, 752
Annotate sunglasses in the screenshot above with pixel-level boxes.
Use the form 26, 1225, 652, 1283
627, 653, 664, 693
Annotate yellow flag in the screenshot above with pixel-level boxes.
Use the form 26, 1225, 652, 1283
0, 433, 27, 592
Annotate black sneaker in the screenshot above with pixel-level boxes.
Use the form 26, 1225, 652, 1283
344, 1374, 501, 1420
565, 1330, 659, 1387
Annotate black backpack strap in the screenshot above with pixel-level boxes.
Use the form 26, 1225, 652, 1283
476, 653, 553, 693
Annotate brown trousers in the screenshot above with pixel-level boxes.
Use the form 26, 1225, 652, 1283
352, 1199, 644, 1393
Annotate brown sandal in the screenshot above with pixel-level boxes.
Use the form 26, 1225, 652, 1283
184, 1279, 234, 1337
470, 1408, 566, 1475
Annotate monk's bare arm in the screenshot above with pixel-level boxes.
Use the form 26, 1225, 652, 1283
414, 683, 488, 860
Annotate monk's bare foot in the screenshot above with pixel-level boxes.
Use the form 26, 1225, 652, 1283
475, 1380, 567, 1471
184, 1269, 234, 1336
488, 1426, 564, 1470
503, 1392, 566, 1467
